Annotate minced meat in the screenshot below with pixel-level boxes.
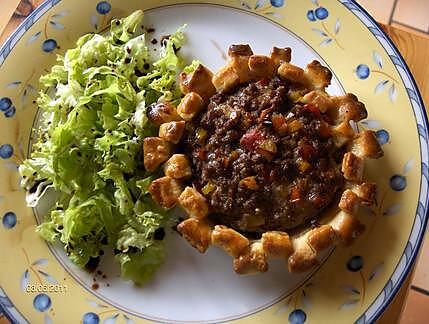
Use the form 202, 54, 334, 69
181, 77, 344, 233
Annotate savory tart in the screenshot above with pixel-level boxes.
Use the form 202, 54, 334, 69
145, 44, 383, 274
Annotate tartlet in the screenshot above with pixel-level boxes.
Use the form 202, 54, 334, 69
144, 44, 383, 274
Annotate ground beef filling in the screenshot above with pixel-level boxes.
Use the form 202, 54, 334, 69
182, 77, 344, 233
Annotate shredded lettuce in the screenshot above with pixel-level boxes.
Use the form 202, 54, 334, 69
116, 243, 165, 285
19, 10, 193, 285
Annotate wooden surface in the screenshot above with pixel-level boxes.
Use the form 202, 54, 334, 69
382, 24, 429, 108
0, 0, 21, 37
0, 4, 428, 324
377, 25, 429, 323
0, 0, 44, 45
379, 271, 413, 323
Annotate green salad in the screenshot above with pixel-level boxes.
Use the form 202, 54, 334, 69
19, 10, 195, 284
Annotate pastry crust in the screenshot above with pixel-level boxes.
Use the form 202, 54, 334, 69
288, 232, 319, 273
270, 47, 292, 67
278, 62, 306, 84
211, 225, 250, 258
147, 102, 181, 126
351, 182, 377, 205
159, 121, 186, 144
329, 211, 365, 246
334, 93, 367, 122
248, 55, 276, 79
301, 90, 333, 113
305, 60, 332, 90
228, 44, 253, 57
261, 231, 294, 259
339, 189, 361, 214
179, 64, 216, 101
177, 92, 205, 121
342, 152, 364, 181
307, 225, 337, 252
149, 176, 183, 209
332, 121, 356, 147
143, 137, 172, 172
233, 241, 268, 274
212, 65, 240, 93
164, 154, 192, 179
177, 218, 212, 253
178, 187, 209, 220
151, 44, 383, 275
352, 130, 384, 159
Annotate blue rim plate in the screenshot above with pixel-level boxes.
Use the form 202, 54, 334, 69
0, 1, 428, 323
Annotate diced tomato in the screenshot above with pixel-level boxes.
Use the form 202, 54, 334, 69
271, 114, 288, 135
258, 78, 269, 86
298, 142, 316, 161
304, 103, 321, 118
259, 166, 277, 182
308, 192, 325, 208
289, 185, 302, 203
197, 148, 207, 161
261, 166, 271, 182
318, 121, 332, 138
240, 129, 264, 151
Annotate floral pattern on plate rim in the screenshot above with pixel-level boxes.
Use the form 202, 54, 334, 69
20, 251, 57, 323
355, 51, 398, 102
1, 2, 405, 322
307, 0, 343, 49
82, 299, 135, 324
238, 0, 285, 19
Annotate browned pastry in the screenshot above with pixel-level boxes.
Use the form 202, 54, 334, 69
145, 44, 383, 275
211, 225, 250, 257
176, 218, 212, 253
159, 121, 186, 144
177, 187, 209, 219
177, 92, 205, 121
143, 137, 171, 172
179, 65, 216, 101
164, 154, 192, 179
148, 176, 183, 209
146, 101, 181, 126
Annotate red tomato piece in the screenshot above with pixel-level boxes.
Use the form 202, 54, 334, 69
304, 103, 321, 117
298, 142, 316, 161
289, 185, 302, 203
308, 192, 325, 208
240, 129, 264, 151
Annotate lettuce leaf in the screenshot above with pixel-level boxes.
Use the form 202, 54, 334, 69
136, 25, 191, 104
19, 10, 190, 284
117, 211, 165, 251
116, 242, 165, 285
110, 10, 144, 44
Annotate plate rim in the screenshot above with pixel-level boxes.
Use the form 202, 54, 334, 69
0, 0, 428, 323
337, 1, 429, 322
